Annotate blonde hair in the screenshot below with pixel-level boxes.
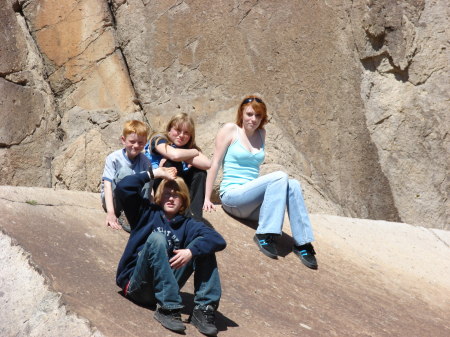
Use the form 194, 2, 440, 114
150, 113, 200, 150
122, 120, 149, 138
235, 95, 268, 129
154, 177, 191, 214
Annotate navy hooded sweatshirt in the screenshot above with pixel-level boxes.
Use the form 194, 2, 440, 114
115, 171, 226, 289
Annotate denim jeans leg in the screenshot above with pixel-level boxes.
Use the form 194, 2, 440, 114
221, 171, 289, 236
286, 179, 315, 245
174, 254, 221, 309
127, 232, 184, 310
192, 254, 221, 308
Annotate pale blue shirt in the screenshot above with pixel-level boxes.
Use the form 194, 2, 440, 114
101, 148, 151, 199
220, 130, 265, 195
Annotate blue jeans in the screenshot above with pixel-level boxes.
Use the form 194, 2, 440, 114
220, 171, 314, 246
126, 232, 221, 310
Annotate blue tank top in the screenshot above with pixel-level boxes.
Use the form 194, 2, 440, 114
220, 127, 265, 194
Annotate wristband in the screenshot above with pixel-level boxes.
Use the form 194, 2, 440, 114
148, 167, 154, 179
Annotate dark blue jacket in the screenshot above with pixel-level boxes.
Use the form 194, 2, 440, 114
115, 172, 226, 289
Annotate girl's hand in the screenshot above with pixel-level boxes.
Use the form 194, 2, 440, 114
170, 249, 193, 269
159, 158, 167, 167
203, 200, 216, 212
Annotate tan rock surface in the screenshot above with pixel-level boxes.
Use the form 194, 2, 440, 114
0, 1, 448, 228
1, 186, 448, 336
352, 0, 450, 229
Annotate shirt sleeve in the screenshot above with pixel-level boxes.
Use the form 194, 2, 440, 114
151, 136, 168, 155
102, 153, 116, 182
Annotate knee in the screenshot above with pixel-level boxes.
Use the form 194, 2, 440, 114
193, 253, 218, 269
289, 178, 301, 189
272, 171, 289, 183
288, 179, 304, 194
192, 168, 207, 179
146, 232, 167, 248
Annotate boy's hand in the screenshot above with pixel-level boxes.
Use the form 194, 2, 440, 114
154, 166, 177, 180
203, 200, 216, 212
105, 212, 121, 230
169, 249, 192, 269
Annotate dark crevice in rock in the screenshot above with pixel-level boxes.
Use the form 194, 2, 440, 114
361, 53, 410, 83
105, 1, 143, 111
366, 31, 385, 52
374, 114, 392, 126
104, 45, 142, 110
238, 0, 260, 25
0, 75, 28, 86
11, 0, 23, 14
0, 115, 45, 148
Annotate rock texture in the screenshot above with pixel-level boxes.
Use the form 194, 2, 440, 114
351, 0, 449, 228
0, 186, 449, 336
0, 0, 448, 228
0, 233, 104, 337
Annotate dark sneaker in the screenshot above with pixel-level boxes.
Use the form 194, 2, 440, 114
293, 243, 318, 269
190, 305, 218, 336
154, 307, 186, 333
118, 211, 131, 233
253, 234, 278, 259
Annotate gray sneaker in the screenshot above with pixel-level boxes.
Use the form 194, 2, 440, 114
154, 307, 186, 333
118, 211, 131, 233
190, 305, 218, 336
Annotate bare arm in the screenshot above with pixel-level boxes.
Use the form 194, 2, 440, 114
155, 143, 199, 162
203, 123, 236, 212
103, 180, 121, 230
155, 142, 211, 170
184, 151, 211, 170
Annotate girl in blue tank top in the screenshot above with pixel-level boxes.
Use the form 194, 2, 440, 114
204, 95, 318, 270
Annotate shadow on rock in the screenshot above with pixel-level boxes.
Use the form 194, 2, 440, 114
181, 292, 239, 332
221, 207, 295, 258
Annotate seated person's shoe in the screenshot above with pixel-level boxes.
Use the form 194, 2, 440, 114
253, 233, 278, 259
154, 307, 186, 333
118, 211, 131, 233
190, 305, 218, 336
293, 243, 318, 269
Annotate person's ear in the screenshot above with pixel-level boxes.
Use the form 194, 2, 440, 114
120, 135, 126, 145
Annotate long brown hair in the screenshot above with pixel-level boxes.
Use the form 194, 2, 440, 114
154, 177, 191, 214
150, 113, 200, 150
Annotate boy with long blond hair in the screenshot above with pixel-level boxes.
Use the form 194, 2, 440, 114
115, 168, 226, 336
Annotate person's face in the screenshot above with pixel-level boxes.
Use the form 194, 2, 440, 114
242, 105, 262, 131
168, 123, 191, 147
121, 133, 147, 159
160, 187, 183, 218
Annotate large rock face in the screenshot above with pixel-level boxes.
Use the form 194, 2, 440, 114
351, 0, 449, 228
0, 0, 448, 228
